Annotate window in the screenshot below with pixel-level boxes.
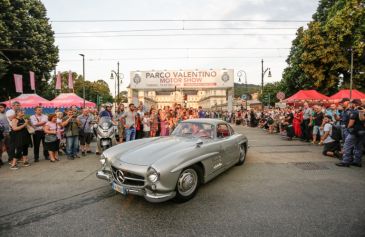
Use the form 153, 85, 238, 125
217, 124, 230, 138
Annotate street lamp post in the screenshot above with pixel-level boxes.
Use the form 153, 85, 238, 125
110, 62, 124, 104
261, 59, 272, 94
349, 48, 354, 100
237, 70, 248, 109
79, 54, 86, 108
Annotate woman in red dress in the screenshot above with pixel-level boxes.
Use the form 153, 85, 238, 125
293, 108, 303, 138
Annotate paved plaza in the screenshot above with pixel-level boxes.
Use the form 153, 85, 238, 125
0, 126, 364, 237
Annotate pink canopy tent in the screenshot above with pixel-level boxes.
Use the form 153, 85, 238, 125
285, 90, 330, 103
51, 93, 96, 108
1, 94, 53, 108
329, 89, 365, 101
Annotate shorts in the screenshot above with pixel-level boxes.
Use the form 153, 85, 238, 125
79, 132, 93, 145
323, 141, 340, 155
118, 125, 125, 139
313, 125, 323, 136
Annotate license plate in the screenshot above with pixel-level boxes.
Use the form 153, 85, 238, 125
112, 182, 127, 195
102, 140, 110, 146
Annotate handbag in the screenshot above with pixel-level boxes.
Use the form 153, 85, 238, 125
79, 116, 89, 136
27, 125, 35, 134
45, 123, 58, 143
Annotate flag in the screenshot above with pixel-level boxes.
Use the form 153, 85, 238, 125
68, 70, 73, 89
14, 74, 23, 93
29, 71, 35, 90
56, 71, 61, 90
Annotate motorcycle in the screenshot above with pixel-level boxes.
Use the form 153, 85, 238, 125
94, 117, 118, 151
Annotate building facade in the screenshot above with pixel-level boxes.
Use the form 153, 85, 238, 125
128, 69, 234, 111
128, 88, 229, 110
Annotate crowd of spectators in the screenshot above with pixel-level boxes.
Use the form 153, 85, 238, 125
233, 99, 365, 167
0, 98, 363, 170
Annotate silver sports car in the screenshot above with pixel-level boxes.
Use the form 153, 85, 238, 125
96, 119, 248, 203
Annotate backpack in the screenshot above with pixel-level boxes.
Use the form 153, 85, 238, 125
330, 124, 342, 141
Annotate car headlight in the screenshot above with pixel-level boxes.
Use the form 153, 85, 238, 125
100, 154, 106, 165
147, 167, 159, 183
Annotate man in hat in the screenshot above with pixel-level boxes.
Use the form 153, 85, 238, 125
336, 99, 364, 167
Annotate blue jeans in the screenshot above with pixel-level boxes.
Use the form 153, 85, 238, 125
342, 134, 363, 164
125, 127, 136, 142
66, 136, 79, 156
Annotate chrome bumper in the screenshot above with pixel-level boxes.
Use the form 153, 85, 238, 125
96, 170, 176, 203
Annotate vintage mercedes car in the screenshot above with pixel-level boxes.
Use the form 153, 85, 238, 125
96, 119, 248, 203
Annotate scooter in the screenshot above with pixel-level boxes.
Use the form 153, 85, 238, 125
94, 117, 118, 151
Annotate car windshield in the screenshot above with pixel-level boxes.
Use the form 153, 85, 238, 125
171, 122, 214, 139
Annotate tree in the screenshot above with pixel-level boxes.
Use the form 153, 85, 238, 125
115, 91, 128, 103
282, 27, 310, 95
281, 0, 365, 96
0, 0, 58, 100
73, 76, 113, 104
259, 81, 286, 106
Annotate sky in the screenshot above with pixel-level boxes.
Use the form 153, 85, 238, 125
42, 0, 318, 96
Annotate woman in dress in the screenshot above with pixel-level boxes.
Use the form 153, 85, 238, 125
10, 109, 31, 170
159, 110, 168, 136
293, 108, 303, 138
149, 109, 158, 137
44, 114, 61, 162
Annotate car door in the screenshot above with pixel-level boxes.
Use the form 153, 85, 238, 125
216, 123, 237, 166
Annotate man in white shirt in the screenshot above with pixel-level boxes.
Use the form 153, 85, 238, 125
30, 106, 49, 162
320, 115, 341, 158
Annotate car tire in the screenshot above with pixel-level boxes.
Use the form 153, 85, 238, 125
237, 144, 246, 166
174, 164, 202, 203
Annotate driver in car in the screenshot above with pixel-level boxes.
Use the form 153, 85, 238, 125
192, 124, 211, 138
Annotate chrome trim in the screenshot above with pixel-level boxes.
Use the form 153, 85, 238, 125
145, 190, 176, 203
96, 170, 111, 182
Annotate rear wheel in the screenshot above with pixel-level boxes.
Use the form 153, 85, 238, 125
237, 144, 246, 165
174, 165, 202, 203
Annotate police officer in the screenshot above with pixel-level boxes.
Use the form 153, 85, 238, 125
339, 98, 351, 137
336, 99, 364, 167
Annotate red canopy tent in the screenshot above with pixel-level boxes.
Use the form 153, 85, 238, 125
1, 94, 53, 108
329, 89, 365, 101
285, 90, 330, 103
51, 93, 96, 108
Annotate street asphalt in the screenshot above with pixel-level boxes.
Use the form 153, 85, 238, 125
0, 126, 364, 237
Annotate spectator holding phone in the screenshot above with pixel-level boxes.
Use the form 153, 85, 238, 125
62, 110, 81, 160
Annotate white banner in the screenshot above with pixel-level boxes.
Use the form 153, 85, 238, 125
130, 69, 234, 89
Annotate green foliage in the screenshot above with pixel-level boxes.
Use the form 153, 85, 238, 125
74, 76, 113, 104
234, 83, 261, 97
0, 0, 59, 100
259, 81, 286, 106
115, 91, 128, 103
282, 0, 365, 96
44, 70, 113, 104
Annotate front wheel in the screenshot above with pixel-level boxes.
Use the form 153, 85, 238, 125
174, 165, 202, 203
237, 144, 246, 165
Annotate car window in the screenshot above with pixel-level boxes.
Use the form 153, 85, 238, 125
172, 122, 214, 139
217, 124, 230, 138
228, 124, 234, 135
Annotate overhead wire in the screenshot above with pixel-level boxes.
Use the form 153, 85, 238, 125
51, 19, 309, 23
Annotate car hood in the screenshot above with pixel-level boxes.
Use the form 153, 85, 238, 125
106, 136, 207, 166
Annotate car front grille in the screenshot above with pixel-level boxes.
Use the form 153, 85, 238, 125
111, 166, 145, 187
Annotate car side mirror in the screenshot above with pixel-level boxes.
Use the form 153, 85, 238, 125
196, 139, 203, 148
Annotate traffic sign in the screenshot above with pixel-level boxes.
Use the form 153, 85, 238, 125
276, 91, 285, 100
